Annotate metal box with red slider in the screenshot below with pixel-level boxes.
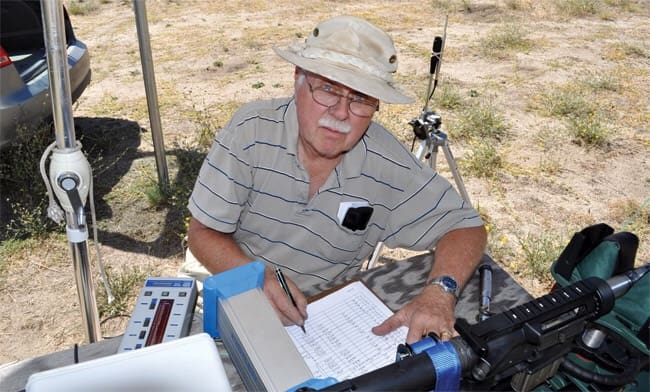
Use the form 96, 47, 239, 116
118, 277, 197, 352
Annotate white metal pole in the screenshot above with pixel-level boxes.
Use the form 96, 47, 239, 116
41, 0, 101, 343
133, 0, 169, 191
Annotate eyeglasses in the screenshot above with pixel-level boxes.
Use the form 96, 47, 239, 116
303, 72, 379, 118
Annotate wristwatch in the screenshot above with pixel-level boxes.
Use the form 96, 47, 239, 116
427, 275, 459, 299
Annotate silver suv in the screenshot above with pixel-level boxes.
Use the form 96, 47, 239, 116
0, 0, 91, 150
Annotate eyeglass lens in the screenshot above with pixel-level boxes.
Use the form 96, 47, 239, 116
305, 74, 377, 117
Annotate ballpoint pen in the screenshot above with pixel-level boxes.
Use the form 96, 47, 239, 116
275, 267, 306, 333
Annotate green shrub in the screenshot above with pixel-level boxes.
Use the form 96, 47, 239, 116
461, 141, 504, 179
97, 266, 149, 317
536, 82, 613, 148
539, 87, 595, 119
517, 232, 565, 283
567, 111, 610, 147
551, 0, 602, 17
436, 83, 465, 111
66, 0, 99, 15
452, 103, 509, 142
610, 198, 650, 240
0, 123, 61, 241
480, 23, 534, 58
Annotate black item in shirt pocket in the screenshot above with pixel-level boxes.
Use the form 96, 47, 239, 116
342, 206, 373, 231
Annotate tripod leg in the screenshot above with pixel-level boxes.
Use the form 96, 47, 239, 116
366, 241, 385, 270
365, 139, 432, 269
367, 138, 470, 270
414, 139, 439, 171
413, 139, 429, 161
428, 148, 439, 171
441, 143, 472, 206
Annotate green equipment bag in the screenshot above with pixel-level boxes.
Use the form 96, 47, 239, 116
547, 223, 649, 391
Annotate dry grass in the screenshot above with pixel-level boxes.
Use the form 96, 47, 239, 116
0, 0, 648, 363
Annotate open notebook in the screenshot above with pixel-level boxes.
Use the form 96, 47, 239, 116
285, 280, 408, 381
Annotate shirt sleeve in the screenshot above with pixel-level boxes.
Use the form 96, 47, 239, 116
381, 165, 484, 250
187, 116, 253, 233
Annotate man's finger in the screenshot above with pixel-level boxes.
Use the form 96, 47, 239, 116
406, 326, 426, 344
286, 303, 307, 327
372, 314, 401, 336
273, 291, 306, 326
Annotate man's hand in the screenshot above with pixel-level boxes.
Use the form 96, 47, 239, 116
262, 268, 308, 328
372, 285, 456, 343
374, 226, 487, 343
188, 219, 309, 328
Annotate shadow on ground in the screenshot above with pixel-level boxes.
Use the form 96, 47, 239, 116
76, 116, 204, 258
0, 116, 204, 259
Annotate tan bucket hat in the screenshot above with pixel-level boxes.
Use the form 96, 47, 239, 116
273, 15, 414, 104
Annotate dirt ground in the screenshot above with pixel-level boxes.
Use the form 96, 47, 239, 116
1, 0, 648, 366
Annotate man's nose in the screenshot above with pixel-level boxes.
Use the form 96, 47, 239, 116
328, 97, 350, 120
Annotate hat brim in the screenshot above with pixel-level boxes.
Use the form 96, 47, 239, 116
274, 47, 414, 105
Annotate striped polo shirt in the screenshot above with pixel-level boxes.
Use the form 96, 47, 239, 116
188, 97, 483, 289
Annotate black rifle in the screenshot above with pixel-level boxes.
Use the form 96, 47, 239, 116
319, 264, 649, 391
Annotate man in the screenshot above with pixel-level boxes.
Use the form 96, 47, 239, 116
184, 15, 487, 343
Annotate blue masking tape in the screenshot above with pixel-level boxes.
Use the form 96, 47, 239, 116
203, 261, 265, 338
287, 377, 339, 392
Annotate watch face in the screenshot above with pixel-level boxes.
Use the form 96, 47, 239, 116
442, 276, 458, 290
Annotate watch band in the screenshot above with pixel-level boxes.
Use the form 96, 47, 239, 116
427, 275, 459, 299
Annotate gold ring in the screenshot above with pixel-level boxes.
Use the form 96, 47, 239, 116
439, 330, 452, 339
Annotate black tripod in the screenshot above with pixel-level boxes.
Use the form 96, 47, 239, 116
367, 19, 472, 269
409, 110, 471, 204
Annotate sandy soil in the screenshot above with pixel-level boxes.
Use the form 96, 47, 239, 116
1, 0, 648, 365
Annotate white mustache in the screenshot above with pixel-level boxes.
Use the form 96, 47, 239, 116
318, 115, 352, 134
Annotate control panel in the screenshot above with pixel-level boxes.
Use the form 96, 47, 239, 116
118, 277, 197, 352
